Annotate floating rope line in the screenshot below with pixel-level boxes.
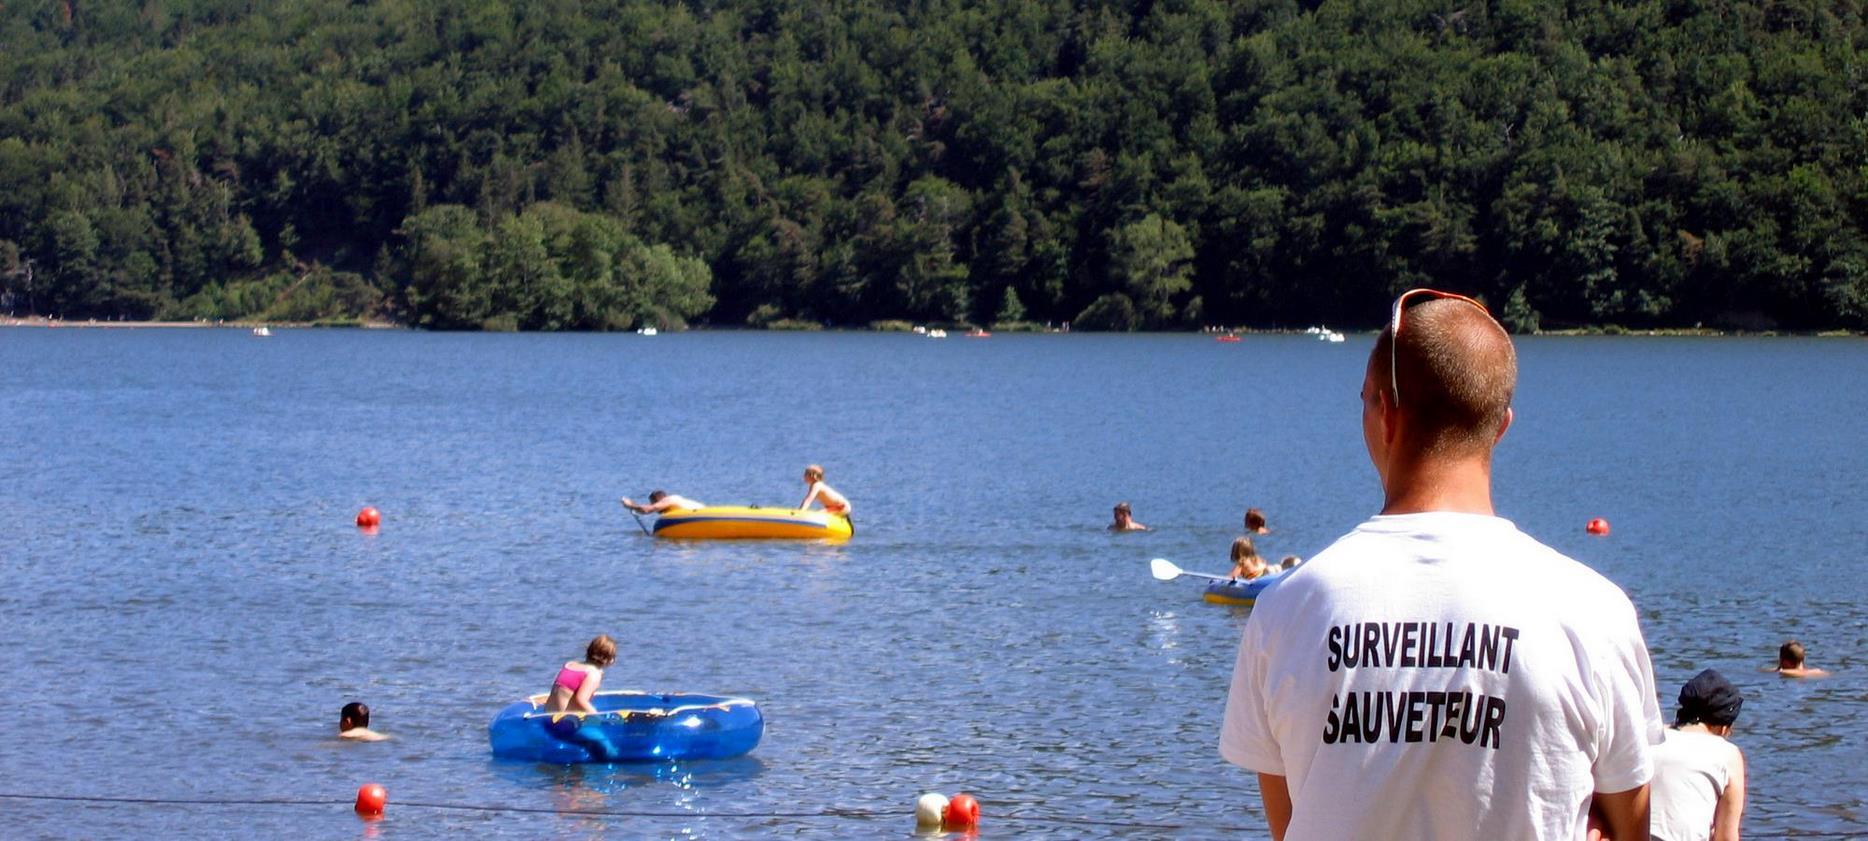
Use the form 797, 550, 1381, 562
9, 792, 1856, 836
0, 791, 1254, 830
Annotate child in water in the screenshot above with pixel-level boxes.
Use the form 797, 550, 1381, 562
338, 701, 388, 741
546, 635, 617, 713
1770, 640, 1830, 678
1109, 502, 1149, 531
1229, 537, 1273, 580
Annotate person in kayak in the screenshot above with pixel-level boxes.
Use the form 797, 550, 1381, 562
622, 490, 704, 514
798, 465, 851, 515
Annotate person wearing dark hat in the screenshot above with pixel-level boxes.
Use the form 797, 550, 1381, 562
1650, 669, 1746, 841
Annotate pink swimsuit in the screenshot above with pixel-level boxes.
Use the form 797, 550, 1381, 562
554, 666, 589, 693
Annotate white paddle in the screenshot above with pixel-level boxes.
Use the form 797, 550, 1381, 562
1150, 558, 1237, 583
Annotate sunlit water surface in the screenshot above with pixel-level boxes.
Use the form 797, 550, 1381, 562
1, 329, 1863, 839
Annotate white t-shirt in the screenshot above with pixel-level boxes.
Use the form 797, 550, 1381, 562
1221, 512, 1663, 841
1650, 728, 1741, 841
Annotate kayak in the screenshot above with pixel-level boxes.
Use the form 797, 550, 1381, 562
650, 505, 853, 540
1202, 571, 1286, 605
488, 691, 764, 763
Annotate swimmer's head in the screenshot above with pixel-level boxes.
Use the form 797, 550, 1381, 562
804, 465, 825, 482
1245, 508, 1268, 532
648, 490, 667, 503
1675, 669, 1743, 728
586, 634, 617, 668
1231, 537, 1259, 563
1113, 502, 1132, 519
1779, 640, 1807, 668
340, 701, 370, 732
1280, 555, 1301, 569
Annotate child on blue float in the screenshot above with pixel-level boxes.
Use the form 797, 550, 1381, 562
546, 635, 616, 713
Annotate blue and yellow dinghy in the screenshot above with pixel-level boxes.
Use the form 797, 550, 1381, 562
1200, 571, 1286, 605
489, 691, 764, 763
650, 505, 852, 540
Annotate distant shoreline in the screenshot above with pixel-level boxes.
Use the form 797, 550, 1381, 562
1, 317, 401, 330
2, 316, 1855, 337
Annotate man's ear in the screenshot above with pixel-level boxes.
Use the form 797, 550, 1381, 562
1494, 407, 1513, 444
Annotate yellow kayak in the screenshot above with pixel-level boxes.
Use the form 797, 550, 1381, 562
649, 506, 853, 540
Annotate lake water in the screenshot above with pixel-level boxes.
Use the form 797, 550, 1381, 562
1, 328, 1863, 839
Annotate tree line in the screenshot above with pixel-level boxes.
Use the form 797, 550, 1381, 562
2, 0, 1865, 331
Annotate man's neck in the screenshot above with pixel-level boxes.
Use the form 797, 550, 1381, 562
1380, 455, 1496, 516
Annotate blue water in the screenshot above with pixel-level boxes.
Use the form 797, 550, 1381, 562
1, 329, 1863, 839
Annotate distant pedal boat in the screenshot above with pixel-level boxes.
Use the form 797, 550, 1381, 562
650, 505, 853, 540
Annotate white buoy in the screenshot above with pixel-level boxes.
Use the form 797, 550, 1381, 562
914, 793, 950, 829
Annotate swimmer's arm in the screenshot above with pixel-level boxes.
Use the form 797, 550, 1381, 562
799, 483, 822, 510
1589, 785, 1651, 841
1711, 748, 1745, 841
1256, 773, 1292, 841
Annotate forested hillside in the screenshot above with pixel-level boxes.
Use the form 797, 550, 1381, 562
3, 0, 1866, 330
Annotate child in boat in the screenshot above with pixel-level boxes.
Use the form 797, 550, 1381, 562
1770, 640, 1830, 678
798, 465, 851, 515
338, 701, 388, 741
546, 635, 617, 713
1229, 537, 1273, 580
1109, 502, 1149, 531
622, 490, 704, 514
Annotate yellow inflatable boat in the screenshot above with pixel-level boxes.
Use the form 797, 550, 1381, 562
650, 506, 853, 540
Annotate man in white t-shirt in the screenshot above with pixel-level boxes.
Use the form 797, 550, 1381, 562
1220, 290, 1664, 841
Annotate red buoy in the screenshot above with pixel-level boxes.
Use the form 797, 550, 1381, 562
1586, 518, 1610, 536
944, 793, 980, 830
354, 783, 387, 818
356, 507, 382, 529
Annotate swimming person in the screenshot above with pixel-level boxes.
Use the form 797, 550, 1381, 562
622, 490, 705, 514
1229, 537, 1273, 580
1651, 669, 1746, 841
798, 465, 851, 515
1220, 289, 1662, 841
1245, 507, 1271, 535
1109, 502, 1149, 532
546, 635, 616, 714
338, 701, 388, 741
1770, 640, 1830, 678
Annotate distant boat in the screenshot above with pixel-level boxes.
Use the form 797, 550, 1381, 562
913, 325, 928, 334
965, 329, 991, 338
927, 329, 948, 339
1319, 329, 1345, 343
637, 326, 658, 336
1216, 333, 1242, 343
251, 326, 272, 337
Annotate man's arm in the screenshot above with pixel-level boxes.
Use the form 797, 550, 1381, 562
1257, 773, 1293, 841
1590, 785, 1651, 841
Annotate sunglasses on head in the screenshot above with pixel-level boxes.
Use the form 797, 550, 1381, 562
1387, 288, 1491, 408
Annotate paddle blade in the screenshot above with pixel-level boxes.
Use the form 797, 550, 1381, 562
1149, 558, 1183, 581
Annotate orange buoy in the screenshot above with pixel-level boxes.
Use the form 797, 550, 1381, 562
356, 507, 382, 528
354, 782, 387, 817
1586, 518, 1610, 536
943, 793, 980, 830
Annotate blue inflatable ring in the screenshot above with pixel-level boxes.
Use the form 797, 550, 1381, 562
488, 691, 764, 763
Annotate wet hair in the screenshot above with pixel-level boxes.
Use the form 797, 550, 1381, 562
1245, 508, 1268, 531
1113, 502, 1132, 516
1368, 298, 1517, 455
1779, 640, 1807, 668
340, 701, 370, 730
804, 465, 825, 481
648, 490, 667, 503
585, 634, 617, 667
1280, 555, 1301, 569
1231, 537, 1260, 563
